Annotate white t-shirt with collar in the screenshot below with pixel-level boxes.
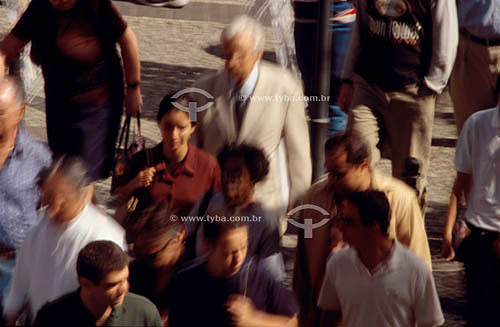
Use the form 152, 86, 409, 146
317, 240, 444, 327
455, 106, 500, 231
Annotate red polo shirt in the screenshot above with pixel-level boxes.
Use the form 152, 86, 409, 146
117, 142, 221, 216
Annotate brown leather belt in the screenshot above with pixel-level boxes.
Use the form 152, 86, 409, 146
461, 30, 500, 47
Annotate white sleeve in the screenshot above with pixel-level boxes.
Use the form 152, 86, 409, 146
424, 0, 458, 94
413, 266, 445, 327
3, 237, 31, 316
317, 257, 340, 311
454, 116, 474, 174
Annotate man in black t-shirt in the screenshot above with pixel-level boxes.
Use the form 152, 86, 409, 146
168, 220, 298, 327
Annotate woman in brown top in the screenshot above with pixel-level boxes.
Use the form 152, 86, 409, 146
113, 93, 221, 221
0, 0, 142, 183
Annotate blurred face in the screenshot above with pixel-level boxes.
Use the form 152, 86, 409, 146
0, 91, 23, 143
223, 33, 262, 87
325, 148, 363, 195
222, 158, 254, 207
134, 230, 186, 269
208, 226, 248, 278
87, 266, 129, 309
48, 0, 77, 11
40, 172, 86, 224
158, 109, 195, 157
337, 200, 367, 248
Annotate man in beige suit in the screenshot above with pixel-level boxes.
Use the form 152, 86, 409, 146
191, 15, 312, 217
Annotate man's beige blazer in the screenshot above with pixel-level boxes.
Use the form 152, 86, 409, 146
191, 61, 312, 214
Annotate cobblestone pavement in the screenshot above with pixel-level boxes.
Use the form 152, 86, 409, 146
1, 2, 465, 325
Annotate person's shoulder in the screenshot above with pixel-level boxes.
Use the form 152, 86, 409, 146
394, 241, 430, 275
17, 129, 52, 164
84, 204, 125, 237
464, 107, 497, 130
37, 290, 80, 318
372, 169, 418, 203
194, 70, 224, 90
323, 247, 356, 277
259, 61, 301, 87
306, 175, 330, 196
190, 144, 218, 168
124, 292, 158, 311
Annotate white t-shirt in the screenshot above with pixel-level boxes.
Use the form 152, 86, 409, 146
4, 203, 126, 321
455, 107, 500, 231
317, 240, 444, 327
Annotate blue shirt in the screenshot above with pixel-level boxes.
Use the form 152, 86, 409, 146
458, 0, 500, 39
231, 62, 260, 112
0, 128, 52, 248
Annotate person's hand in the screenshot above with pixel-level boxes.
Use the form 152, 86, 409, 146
134, 167, 156, 189
441, 234, 455, 261
338, 82, 353, 114
226, 294, 257, 327
125, 87, 142, 117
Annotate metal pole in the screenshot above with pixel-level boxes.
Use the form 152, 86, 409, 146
310, 0, 331, 182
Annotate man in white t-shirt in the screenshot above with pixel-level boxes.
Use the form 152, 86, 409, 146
3, 156, 126, 325
441, 106, 500, 326
318, 190, 443, 327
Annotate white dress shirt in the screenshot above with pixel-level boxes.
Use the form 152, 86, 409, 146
455, 107, 500, 231
3, 203, 126, 321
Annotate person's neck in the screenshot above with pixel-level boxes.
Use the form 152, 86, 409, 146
357, 237, 393, 273
163, 143, 188, 164
54, 200, 87, 227
80, 289, 112, 326
357, 168, 372, 192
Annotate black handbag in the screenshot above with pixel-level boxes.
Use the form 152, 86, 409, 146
111, 113, 145, 191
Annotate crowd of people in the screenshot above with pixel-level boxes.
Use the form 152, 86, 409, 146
0, 0, 499, 326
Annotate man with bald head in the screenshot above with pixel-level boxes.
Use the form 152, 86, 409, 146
191, 15, 311, 219
0, 77, 51, 303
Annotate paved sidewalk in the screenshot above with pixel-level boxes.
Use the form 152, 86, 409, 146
0, 3, 466, 325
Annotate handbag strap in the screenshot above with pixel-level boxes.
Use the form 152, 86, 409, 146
136, 112, 142, 137
117, 115, 131, 151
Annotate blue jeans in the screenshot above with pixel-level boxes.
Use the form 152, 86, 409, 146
328, 1, 355, 135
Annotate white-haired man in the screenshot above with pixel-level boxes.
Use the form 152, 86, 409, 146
191, 15, 312, 218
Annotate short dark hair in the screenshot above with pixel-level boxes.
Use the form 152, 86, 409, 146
77, 241, 130, 284
204, 219, 248, 245
324, 132, 369, 165
217, 144, 269, 184
37, 155, 90, 193
344, 190, 390, 235
131, 203, 185, 250
157, 92, 195, 124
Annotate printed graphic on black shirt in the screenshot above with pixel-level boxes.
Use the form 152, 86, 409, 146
368, 0, 421, 46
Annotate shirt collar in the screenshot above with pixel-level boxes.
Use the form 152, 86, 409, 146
352, 239, 400, 275
493, 106, 500, 129
231, 62, 260, 100
155, 142, 196, 177
8, 127, 26, 159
